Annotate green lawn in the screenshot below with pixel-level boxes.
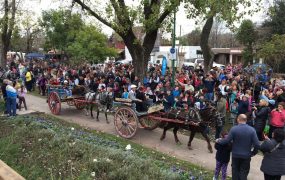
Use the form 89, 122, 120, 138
0, 113, 214, 180
0, 99, 5, 113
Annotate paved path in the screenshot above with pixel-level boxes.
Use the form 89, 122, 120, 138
20, 94, 284, 180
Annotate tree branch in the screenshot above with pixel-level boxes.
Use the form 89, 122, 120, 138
156, 8, 172, 25
73, 0, 115, 30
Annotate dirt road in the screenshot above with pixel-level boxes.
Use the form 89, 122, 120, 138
21, 94, 284, 180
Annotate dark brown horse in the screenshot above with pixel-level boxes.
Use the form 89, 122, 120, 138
160, 104, 219, 153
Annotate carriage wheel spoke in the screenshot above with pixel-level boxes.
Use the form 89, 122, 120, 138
126, 126, 132, 135
128, 124, 135, 132
118, 124, 125, 132
117, 114, 125, 122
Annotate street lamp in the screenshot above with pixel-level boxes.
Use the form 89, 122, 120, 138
171, 8, 177, 88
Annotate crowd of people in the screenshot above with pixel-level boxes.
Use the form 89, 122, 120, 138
1, 58, 285, 179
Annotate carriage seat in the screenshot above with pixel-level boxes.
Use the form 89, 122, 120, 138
114, 98, 133, 103
147, 104, 164, 114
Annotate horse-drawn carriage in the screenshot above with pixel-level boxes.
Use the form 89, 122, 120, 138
112, 98, 219, 152
47, 84, 87, 115
46, 86, 219, 153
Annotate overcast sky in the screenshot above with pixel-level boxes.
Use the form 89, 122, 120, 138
22, 0, 272, 37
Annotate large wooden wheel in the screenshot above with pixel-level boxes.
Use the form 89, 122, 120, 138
74, 99, 86, 110
114, 107, 138, 139
48, 92, 61, 115
139, 115, 160, 130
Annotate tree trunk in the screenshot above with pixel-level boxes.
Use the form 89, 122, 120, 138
130, 46, 147, 82
1, 0, 16, 67
122, 28, 158, 82
200, 15, 214, 73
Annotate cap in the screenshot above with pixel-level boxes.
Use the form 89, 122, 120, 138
130, 84, 137, 89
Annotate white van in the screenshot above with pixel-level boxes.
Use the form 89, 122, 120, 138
183, 58, 225, 69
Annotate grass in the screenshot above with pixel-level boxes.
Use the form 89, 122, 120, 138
0, 99, 5, 112
0, 113, 215, 180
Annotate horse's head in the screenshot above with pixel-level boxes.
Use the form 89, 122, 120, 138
85, 91, 96, 102
105, 92, 114, 106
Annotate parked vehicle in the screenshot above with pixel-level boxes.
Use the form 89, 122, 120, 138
183, 58, 225, 69
115, 59, 132, 65
183, 58, 204, 69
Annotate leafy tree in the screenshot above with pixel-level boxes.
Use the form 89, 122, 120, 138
184, 0, 261, 72
40, 9, 84, 55
178, 28, 201, 46
41, 9, 116, 64
263, 1, 285, 35
10, 25, 23, 52
0, 0, 17, 67
258, 34, 285, 72
66, 25, 117, 64
73, 0, 179, 80
236, 19, 258, 64
21, 13, 41, 53
187, 28, 201, 46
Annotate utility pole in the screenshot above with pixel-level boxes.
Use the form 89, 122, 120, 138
171, 9, 177, 87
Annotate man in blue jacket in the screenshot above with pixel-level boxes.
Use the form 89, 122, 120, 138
6, 80, 17, 117
216, 114, 260, 180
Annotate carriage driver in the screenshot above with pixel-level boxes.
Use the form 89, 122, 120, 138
128, 85, 147, 112
128, 85, 141, 102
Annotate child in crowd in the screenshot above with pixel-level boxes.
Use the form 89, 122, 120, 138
63, 80, 72, 97
18, 85, 27, 111
214, 132, 232, 180
230, 99, 239, 125
38, 74, 48, 96
122, 86, 129, 99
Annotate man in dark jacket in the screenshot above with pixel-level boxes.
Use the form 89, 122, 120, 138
252, 99, 271, 141
216, 114, 260, 180
215, 92, 227, 139
238, 96, 249, 115
260, 129, 285, 180
275, 88, 285, 106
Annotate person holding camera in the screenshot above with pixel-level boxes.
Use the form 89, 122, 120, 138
252, 99, 271, 141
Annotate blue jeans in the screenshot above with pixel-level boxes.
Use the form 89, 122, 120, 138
205, 92, 214, 101
7, 97, 17, 116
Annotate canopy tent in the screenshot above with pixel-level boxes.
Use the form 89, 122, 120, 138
25, 53, 45, 60
247, 63, 273, 74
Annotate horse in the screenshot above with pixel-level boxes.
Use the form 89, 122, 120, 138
159, 103, 220, 153
85, 91, 113, 124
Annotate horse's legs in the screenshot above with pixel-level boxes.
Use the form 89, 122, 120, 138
160, 123, 171, 141
188, 129, 196, 150
201, 129, 213, 153
90, 105, 94, 118
85, 105, 89, 116
105, 112, 109, 124
173, 126, 180, 144
96, 108, 100, 121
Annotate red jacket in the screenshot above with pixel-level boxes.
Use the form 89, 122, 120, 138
270, 109, 285, 127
